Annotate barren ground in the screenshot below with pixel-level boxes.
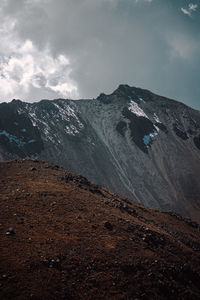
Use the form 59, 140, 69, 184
0, 160, 200, 299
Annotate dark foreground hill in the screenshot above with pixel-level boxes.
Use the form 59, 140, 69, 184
0, 159, 200, 300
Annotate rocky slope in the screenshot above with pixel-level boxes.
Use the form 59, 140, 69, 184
0, 85, 200, 221
0, 159, 200, 300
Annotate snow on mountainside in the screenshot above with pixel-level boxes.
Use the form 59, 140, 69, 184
0, 84, 200, 222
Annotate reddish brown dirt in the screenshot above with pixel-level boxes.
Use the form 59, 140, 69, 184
0, 159, 200, 300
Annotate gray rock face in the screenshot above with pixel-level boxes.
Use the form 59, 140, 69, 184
1, 85, 200, 221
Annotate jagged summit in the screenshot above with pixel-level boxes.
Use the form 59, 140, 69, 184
0, 85, 200, 222
112, 84, 133, 95
97, 84, 151, 102
112, 84, 145, 97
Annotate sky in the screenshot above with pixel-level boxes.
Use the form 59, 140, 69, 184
0, 0, 199, 110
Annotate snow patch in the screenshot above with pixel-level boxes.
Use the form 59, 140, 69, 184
53, 102, 83, 127
143, 135, 151, 146
0, 130, 26, 147
43, 127, 54, 143
28, 101, 85, 142
17, 108, 24, 115
28, 139, 36, 143
128, 101, 149, 119
65, 125, 79, 136
153, 113, 161, 123
143, 129, 158, 146
154, 125, 160, 132
29, 110, 38, 126
54, 102, 84, 133
150, 130, 158, 138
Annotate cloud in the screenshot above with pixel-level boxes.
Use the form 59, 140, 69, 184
181, 3, 198, 17
135, 0, 152, 3
0, 0, 199, 109
189, 3, 198, 11
167, 34, 197, 59
0, 16, 78, 101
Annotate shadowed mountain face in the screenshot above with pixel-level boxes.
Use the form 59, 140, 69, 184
0, 85, 200, 222
0, 160, 200, 299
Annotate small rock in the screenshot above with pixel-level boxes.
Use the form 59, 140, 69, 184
104, 221, 113, 231
6, 227, 15, 235
29, 167, 37, 171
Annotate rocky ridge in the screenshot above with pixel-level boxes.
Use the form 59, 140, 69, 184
0, 85, 200, 221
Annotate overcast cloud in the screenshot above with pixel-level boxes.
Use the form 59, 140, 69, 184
0, 0, 199, 109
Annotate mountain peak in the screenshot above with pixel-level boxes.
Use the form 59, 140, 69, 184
110, 85, 154, 103
112, 84, 135, 97
97, 84, 139, 102
0, 86, 200, 223
116, 83, 131, 90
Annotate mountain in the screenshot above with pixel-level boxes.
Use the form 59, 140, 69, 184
0, 159, 200, 300
0, 85, 200, 222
